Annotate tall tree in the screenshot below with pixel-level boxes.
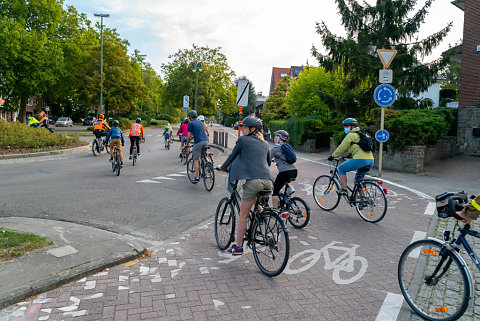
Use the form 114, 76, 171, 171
263, 77, 290, 123
312, 0, 453, 114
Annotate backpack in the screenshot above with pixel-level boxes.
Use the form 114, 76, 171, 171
354, 131, 376, 152
281, 143, 297, 164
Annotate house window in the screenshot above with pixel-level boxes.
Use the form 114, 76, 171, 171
280, 73, 288, 78
27, 98, 33, 106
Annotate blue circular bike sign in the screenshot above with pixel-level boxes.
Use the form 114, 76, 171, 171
375, 129, 389, 143
374, 84, 396, 107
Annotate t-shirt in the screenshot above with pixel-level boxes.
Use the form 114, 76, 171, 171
188, 119, 208, 144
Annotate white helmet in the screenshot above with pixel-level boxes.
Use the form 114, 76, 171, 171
198, 115, 205, 121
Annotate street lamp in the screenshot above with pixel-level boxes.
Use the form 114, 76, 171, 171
94, 13, 109, 116
138, 54, 147, 112
191, 62, 203, 111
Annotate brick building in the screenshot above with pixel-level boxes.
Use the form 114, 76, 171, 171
269, 66, 305, 94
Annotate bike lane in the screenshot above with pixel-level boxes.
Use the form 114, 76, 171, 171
1, 155, 435, 320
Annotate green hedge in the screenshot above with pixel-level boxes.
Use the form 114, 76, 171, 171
156, 114, 172, 122
223, 116, 237, 127
267, 117, 323, 146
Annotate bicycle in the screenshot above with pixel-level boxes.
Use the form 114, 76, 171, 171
277, 178, 310, 229
92, 136, 109, 156
131, 138, 144, 166
312, 156, 388, 223
164, 135, 171, 150
111, 145, 121, 176
214, 179, 290, 277
186, 146, 215, 191
180, 142, 191, 165
398, 192, 477, 321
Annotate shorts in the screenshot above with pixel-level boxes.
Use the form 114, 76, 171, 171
94, 129, 107, 138
192, 141, 208, 159
273, 169, 298, 196
338, 159, 374, 181
180, 136, 187, 143
164, 134, 170, 141
242, 179, 273, 202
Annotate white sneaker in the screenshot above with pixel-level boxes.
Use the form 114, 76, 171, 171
286, 186, 295, 196
129, 155, 132, 160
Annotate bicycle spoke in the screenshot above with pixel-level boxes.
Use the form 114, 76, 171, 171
313, 175, 341, 211
354, 181, 387, 223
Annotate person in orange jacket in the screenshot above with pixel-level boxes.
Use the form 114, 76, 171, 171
93, 114, 110, 139
129, 118, 145, 159
38, 111, 48, 128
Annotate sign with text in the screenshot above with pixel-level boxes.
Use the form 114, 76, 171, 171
183, 95, 189, 110
379, 69, 393, 83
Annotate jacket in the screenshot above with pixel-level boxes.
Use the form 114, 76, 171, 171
177, 123, 189, 137
332, 128, 374, 160
94, 120, 110, 131
105, 127, 124, 145
129, 123, 144, 138
270, 143, 296, 172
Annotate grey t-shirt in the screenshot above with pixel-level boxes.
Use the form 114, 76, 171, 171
270, 143, 296, 172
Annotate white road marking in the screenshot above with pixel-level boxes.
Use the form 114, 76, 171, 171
152, 176, 175, 180
213, 299, 224, 309
167, 173, 185, 177
408, 231, 427, 258
119, 276, 128, 282
375, 292, 403, 321
64, 310, 87, 317
84, 280, 96, 290
424, 202, 436, 215
118, 286, 129, 290
136, 179, 161, 184
166, 294, 175, 299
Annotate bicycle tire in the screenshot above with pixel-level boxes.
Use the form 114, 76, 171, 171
186, 158, 196, 183
214, 197, 235, 250
398, 239, 470, 321
132, 154, 136, 166
111, 152, 116, 172
115, 153, 121, 176
287, 196, 310, 229
92, 140, 99, 156
252, 210, 289, 277
203, 162, 215, 192
313, 175, 341, 211
354, 181, 387, 223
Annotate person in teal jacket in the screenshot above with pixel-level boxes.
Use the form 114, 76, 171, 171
329, 118, 374, 195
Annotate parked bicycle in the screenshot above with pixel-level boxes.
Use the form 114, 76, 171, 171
277, 178, 310, 229
92, 136, 109, 156
214, 179, 290, 277
398, 192, 477, 321
186, 146, 215, 191
111, 145, 121, 176
312, 156, 388, 223
131, 139, 144, 166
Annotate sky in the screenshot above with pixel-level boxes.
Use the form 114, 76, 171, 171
65, 0, 464, 96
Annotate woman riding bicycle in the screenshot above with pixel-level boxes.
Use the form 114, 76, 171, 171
329, 118, 374, 195
217, 116, 273, 255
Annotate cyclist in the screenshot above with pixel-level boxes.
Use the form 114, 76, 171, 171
93, 114, 110, 141
187, 110, 209, 184
163, 126, 171, 148
217, 116, 273, 255
198, 115, 209, 137
166, 122, 173, 141
177, 118, 190, 157
329, 118, 374, 195
38, 111, 49, 129
270, 130, 297, 209
105, 120, 124, 168
128, 118, 144, 159
26, 115, 39, 128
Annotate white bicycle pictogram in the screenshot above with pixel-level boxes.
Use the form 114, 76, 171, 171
284, 241, 368, 284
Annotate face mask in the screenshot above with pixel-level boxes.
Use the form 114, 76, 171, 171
344, 127, 351, 134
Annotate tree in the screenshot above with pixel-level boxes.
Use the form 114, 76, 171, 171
313, 0, 453, 115
139, 63, 165, 117
263, 77, 290, 123
161, 45, 235, 116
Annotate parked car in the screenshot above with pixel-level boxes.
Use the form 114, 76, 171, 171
48, 117, 56, 125
55, 117, 73, 127
83, 116, 96, 126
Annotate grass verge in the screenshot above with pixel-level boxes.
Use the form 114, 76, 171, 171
0, 228, 53, 263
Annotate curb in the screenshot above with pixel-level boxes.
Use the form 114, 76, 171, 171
0, 144, 91, 160
0, 248, 144, 310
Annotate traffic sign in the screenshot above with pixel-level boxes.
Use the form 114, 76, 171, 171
379, 69, 393, 83
375, 129, 389, 143
377, 49, 397, 69
183, 95, 189, 110
236, 80, 249, 107
374, 84, 396, 107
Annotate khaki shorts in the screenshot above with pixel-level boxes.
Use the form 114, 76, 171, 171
242, 179, 273, 202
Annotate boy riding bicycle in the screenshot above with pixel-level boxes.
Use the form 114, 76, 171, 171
163, 126, 171, 148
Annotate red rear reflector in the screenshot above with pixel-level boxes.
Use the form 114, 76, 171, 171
383, 188, 388, 194
209, 152, 214, 156
281, 212, 290, 218
377, 181, 383, 185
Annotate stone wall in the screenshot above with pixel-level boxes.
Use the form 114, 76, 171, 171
457, 106, 480, 154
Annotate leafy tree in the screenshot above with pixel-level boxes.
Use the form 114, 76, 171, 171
139, 62, 165, 117
161, 44, 235, 116
263, 77, 290, 123
313, 0, 453, 116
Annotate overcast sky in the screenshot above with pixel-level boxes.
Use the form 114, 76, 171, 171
66, 0, 464, 96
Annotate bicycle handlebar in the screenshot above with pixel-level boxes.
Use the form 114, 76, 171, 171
447, 195, 467, 220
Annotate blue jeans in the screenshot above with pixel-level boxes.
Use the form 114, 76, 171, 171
338, 159, 374, 181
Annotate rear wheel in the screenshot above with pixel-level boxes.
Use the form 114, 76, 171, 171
186, 158, 196, 183
214, 197, 235, 250
92, 140, 99, 156
313, 175, 340, 210
287, 197, 310, 229
354, 181, 387, 223
252, 211, 289, 277
132, 154, 136, 166
115, 153, 121, 176
203, 162, 215, 192
104, 141, 110, 154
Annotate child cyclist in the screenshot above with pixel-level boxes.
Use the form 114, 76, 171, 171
128, 118, 145, 159
163, 126, 171, 148
104, 120, 125, 167
177, 118, 190, 157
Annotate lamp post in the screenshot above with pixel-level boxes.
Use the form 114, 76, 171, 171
138, 54, 147, 113
191, 62, 203, 111
94, 13, 109, 116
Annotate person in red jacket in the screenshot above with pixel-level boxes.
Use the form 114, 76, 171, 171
129, 118, 145, 159
177, 118, 190, 157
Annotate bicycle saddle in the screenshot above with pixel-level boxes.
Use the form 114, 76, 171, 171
287, 178, 296, 183
258, 189, 272, 196
358, 166, 371, 172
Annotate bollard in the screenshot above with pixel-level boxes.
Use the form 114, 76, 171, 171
225, 132, 228, 148
214, 131, 218, 145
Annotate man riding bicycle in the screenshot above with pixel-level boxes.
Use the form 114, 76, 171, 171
93, 114, 110, 140
187, 110, 209, 184
329, 118, 374, 195
129, 118, 144, 159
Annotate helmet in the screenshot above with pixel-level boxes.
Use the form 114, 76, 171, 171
112, 120, 119, 126
136, 118, 141, 123
165, 126, 169, 129
39, 111, 45, 116
274, 130, 289, 141
98, 114, 104, 120
166, 122, 170, 125
198, 115, 205, 121
342, 118, 359, 126
241, 116, 262, 129
187, 110, 197, 118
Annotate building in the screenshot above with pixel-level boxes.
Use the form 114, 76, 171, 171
411, 75, 447, 108
269, 66, 305, 94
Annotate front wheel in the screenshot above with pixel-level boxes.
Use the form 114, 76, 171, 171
186, 158, 196, 183
203, 162, 215, 192
354, 181, 387, 223
287, 197, 310, 229
252, 211, 289, 277
312, 175, 340, 211
104, 142, 110, 154
398, 239, 470, 321
214, 197, 235, 250
92, 140, 99, 156
115, 153, 121, 176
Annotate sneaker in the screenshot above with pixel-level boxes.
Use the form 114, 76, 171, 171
336, 189, 348, 196
109, 158, 113, 163
286, 186, 295, 196
192, 177, 200, 184
120, 162, 124, 168
228, 244, 243, 255
129, 155, 132, 160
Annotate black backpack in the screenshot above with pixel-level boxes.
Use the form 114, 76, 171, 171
281, 143, 297, 164
354, 131, 376, 152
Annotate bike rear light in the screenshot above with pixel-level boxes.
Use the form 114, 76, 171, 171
377, 181, 383, 185
383, 188, 388, 194
423, 249, 437, 255
281, 212, 290, 219
209, 152, 214, 156
435, 306, 448, 313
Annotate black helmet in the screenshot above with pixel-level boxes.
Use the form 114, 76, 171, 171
136, 118, 141, 123
241, 116, 261, 129
342, 118, 359, 126
112, 120, 119, 127
187, 110, 197, 118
